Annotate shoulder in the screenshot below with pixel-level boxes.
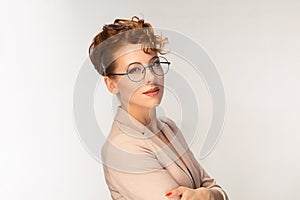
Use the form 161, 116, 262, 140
159, 116, 185, 141
158, 116, 180, 133
101, 123, 161, 173
159, 116, 191, 153
102, 120, 151, 158
103, 120, 151, 153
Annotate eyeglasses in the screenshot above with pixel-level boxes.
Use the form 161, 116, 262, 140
106, 56, 170, 82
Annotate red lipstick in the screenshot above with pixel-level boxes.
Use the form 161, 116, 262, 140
143, 87, 160, 94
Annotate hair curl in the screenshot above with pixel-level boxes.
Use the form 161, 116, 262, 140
88, 16, 168, 76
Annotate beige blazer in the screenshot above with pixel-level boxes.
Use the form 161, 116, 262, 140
101, 106, 228, 200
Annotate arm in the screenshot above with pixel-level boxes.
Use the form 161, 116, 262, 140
164, 117, 229, 200
209, 188, 227, 200
105, 166, 182, 200
101, 134, 182, 200
165, 186, 225, 200
164, 154, 228, 200
190, 149, 229, 200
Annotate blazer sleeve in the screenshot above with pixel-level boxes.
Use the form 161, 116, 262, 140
192, 155, 229, 200
165, 117, 229, 200
101, 134, 181, 200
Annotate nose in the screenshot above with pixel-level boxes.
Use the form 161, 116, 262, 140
143, 66, 155, 83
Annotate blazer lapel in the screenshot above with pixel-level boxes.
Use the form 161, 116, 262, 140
113, 106, 196, 188
152, 118, 196, 188
160, 117, 201, 188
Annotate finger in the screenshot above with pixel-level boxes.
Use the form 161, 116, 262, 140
165, 186, 187, 198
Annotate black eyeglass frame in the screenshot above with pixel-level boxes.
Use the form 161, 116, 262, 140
106, 56, 171, 82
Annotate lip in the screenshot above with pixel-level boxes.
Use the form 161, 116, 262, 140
142, 87, 160, 94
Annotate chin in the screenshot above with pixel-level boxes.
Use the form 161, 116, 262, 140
142, 102, 161, 109
129, 90, 163, 109
133, 100, 161, 110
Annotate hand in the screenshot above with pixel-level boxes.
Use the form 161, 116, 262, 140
165, 186, 214, 200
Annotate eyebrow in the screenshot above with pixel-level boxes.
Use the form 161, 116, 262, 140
126, 56, 159, 67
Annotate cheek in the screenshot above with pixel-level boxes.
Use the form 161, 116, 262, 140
117, 76, 165, 103
118, 81, 140, 101
155, 76, 165, 88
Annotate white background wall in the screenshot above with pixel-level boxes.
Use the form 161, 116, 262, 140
1, 0, 300, 199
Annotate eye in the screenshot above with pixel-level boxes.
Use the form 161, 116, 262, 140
128, 67, 141, 74
129, 67, 137, 74
154, 61, 161, 65
151, 59, 161, 67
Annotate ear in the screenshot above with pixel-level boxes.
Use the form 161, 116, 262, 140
104, 76, 118, 94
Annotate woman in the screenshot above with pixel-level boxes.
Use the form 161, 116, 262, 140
89, 16, 228, 200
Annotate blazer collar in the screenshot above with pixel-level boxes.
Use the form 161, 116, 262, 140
113, 105, 166, 139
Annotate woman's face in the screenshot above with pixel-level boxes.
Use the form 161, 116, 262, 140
106, 47, 165, 110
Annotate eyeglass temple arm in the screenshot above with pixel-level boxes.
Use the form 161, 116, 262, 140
106, 73, 128, 76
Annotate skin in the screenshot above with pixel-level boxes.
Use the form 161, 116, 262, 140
103, 47, 164, 133
165, 186, 224, 200
103, 45, 224, 200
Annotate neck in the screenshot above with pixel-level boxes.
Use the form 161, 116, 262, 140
121, 104, 159, 134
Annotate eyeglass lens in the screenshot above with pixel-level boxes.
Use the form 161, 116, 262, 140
127, 56, 169, 82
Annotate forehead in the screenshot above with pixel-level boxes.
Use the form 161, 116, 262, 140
114, 48, 158, 71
